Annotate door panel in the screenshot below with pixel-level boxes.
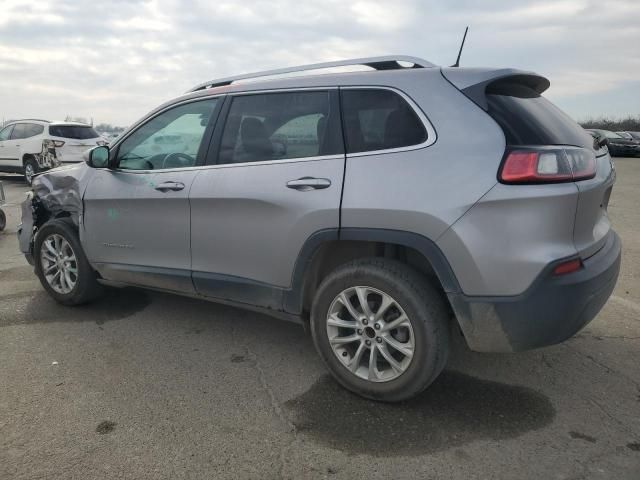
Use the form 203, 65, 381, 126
190, 157, 343, 294
81, 97, 220, 292
82, 169, 197, 292
0, 125, 19, 166
0, 139, 19, 165
189, 89, 344, 307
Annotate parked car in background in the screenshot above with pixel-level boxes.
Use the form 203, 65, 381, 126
0, 120, 106, 184
585, 128, 640, 157
98, 132, 122, 145
19, 56, 621, 402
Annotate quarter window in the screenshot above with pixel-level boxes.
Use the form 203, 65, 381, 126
341, 89, 427, 154
116, 98, 218, 170
218, 91, 342, 165
24, 123, 44, 138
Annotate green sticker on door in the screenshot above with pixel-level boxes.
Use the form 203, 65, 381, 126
107, 208, 119, 220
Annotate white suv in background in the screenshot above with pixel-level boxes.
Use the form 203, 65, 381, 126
0, 119, 106, 184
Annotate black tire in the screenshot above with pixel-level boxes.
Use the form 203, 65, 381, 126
0, 209, 5, 231
310, 258, 450, 402
24, 158, 38, 186
34, 219, 102, 305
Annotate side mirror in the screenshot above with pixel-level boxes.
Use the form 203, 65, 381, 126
85, 146, 110, 168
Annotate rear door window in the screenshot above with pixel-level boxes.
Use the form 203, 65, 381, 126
217, 90, 343, 165
49, 125, 100, 139
341, 89, 427, 154
10, 124, 28, 140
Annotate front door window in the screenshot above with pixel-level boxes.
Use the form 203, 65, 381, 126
116, 98, 219, 170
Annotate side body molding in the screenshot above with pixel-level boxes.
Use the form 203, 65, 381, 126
90, 229, 459, 322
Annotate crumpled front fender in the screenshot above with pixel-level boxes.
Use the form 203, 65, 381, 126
17, 192, 35, 263
17, 162, 91, 264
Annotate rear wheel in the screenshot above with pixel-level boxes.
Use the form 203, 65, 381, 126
310, 258, 450, 402
34, 219, 102, 305
0, 209, 5, 231
24, 158, 38, 185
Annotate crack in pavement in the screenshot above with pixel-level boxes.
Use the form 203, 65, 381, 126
610, 295, 640, 315
587, 397, 640, 442
563, 440, 640, 480
540, 348, 639, 441
576, 333, 640, 341
563, 343, 640, 391
230, 322, 298, 480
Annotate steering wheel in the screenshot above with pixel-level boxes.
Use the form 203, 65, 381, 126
161, 152, 194, 169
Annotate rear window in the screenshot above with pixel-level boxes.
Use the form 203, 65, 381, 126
49, 125, 100, 139
486, 82, 592, 149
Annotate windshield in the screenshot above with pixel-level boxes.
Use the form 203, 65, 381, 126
602, 131, 623, 139
49, 125, 100, 139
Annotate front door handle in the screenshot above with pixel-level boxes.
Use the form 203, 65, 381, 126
154, 181, 185, 192
286, 177, 331, 191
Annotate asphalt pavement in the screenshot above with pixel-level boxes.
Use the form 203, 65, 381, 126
1, 159, 639, 479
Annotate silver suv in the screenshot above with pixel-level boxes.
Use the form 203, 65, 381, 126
18, 56, 621, 401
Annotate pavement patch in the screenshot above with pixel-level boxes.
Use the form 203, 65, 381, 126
0, 265, 37, 282
230, 353, 246, 363
285, 371, 555, 456
95, 420, 117, 435
569, 431, 597, 443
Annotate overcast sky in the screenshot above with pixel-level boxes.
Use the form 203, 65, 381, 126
1, 0, 638, 126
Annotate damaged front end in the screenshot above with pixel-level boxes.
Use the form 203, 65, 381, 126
18, 163, 91, 265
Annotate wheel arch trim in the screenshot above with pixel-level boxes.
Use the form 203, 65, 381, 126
283, 227, 461, 314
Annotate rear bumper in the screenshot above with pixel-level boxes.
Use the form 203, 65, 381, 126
448, 231, 621, 352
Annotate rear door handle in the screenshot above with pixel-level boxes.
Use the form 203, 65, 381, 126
286, 177, 331, 191
154, 181, 185, 192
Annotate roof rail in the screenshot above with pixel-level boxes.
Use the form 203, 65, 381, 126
187, 55, 435, 93
5, 118, 50, 124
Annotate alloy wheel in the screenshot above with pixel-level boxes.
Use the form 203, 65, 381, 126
326, 286, 415, 383
40, 233, 78, 294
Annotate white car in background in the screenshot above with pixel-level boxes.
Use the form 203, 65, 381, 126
0, 119, 106, 184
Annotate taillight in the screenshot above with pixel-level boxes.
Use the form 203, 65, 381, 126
43, 139, 65, 148
499, 147, 596, 184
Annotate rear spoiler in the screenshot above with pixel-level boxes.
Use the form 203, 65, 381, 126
441, 67, 550, 111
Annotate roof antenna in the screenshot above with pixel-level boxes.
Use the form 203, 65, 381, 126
451, 26, 469, 67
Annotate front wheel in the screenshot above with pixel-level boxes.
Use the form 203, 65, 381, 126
310, 258, 450, 402
34, 219, 102, 305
